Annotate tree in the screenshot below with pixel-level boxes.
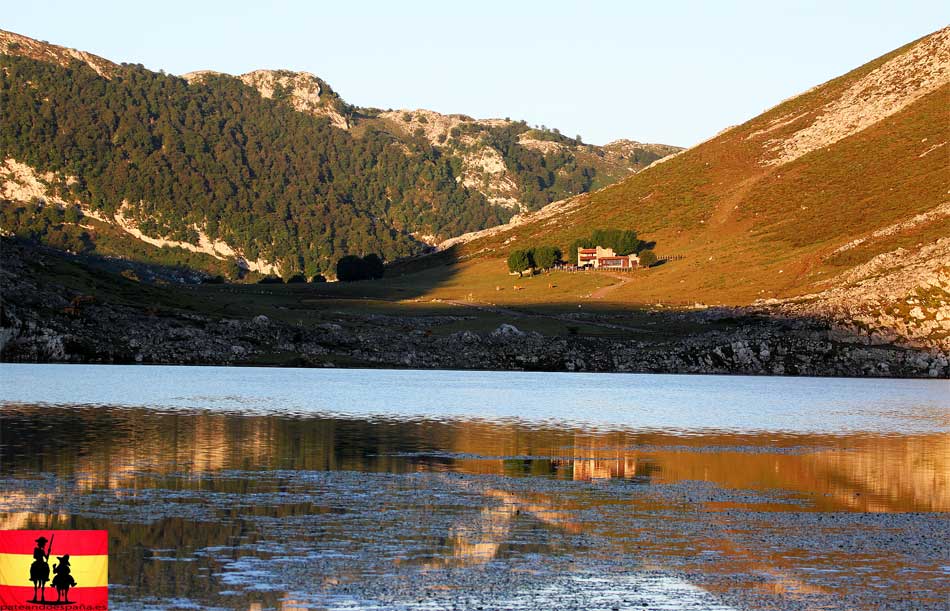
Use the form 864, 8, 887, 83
569, 237, 594, 258
286, 273, 307, 283
573, 229, 644, 256
63, 205, 83, 224
336, 255, 366, 281
638, 250, 657, 267
532, 245, 561, 270
0, 54, 515, 277
507, 249, 532, 274
615, 230, 641, 255
590, 228, 641, 255
363, 253, 385, 279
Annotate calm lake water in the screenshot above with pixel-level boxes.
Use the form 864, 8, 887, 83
1, 365, 948, 610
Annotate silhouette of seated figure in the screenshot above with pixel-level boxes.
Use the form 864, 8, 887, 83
51, 555, 77, 603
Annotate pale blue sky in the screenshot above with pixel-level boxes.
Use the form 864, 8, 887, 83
3, 1, 947, 146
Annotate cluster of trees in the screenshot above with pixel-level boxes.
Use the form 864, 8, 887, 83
335, 253, 385, 281
507, 245, 562, 274
0, 55, 513, 278
0, 199, 93, 254
569, 228, 659, 267
1, 198, 244, 274
570, 229, 646, 256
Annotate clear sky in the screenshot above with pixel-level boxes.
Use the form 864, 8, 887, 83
3, 1, 947, 146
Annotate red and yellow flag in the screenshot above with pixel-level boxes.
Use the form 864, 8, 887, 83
0, 530, 108, 610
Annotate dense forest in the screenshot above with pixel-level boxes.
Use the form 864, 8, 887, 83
0, 55, 511, 276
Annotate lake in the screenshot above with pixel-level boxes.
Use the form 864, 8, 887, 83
0, 365, 948, 610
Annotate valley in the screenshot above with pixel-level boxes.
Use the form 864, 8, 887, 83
1, 26, 948, 376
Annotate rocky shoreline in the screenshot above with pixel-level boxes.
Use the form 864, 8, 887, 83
2, 241, 948, 378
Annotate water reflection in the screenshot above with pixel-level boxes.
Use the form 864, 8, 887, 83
1, 367, 948, 610
2, 405, 947, 512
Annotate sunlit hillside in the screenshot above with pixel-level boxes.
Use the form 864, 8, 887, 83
404, 27, 950, 348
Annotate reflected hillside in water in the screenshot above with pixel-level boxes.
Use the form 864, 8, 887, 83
1, 377, 948, 611
2, 405, 947, 513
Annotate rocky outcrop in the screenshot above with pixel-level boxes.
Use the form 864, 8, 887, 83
378, 110, 524, 209
761, 237, 950, 352
377, 110, 682, 213
1, 158, 74, 205
763, 27, 950, 166
1, 158, 280, 275
600, 139, 683, 162
185, 69, 351, 130
830, 202, 950, 255
0, 29, 116, 78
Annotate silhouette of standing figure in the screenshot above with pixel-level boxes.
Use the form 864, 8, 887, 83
51, 554, 77, 603
29, 535, 51, 603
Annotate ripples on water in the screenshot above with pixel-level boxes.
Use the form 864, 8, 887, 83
0, 364, 948, 610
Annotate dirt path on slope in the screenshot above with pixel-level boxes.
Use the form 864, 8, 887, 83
589, 273, 632, 299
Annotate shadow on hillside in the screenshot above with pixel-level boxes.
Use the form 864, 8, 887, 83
4, 237, 945, 378
301, 246, 464, 302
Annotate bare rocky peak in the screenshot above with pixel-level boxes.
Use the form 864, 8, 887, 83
180, 69, 224, 82
184, 68, 350, 130
238, 69, 349, 129
516, 133, 567, 154
378, 109, 502, 147
0, 29, 116, 78
603, 139, 682, 158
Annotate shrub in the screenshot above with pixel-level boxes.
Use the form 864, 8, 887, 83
258, 275, 284, 284
638, 250, 658, 267
286, 274, 307, 283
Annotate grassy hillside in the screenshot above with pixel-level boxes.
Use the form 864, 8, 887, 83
407, 28, 949, 312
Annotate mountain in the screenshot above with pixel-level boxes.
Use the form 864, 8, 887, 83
0, 29, 679, 278
2, 27, 946, 376
428, 26, 950, 352
184, 69, 680, 212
